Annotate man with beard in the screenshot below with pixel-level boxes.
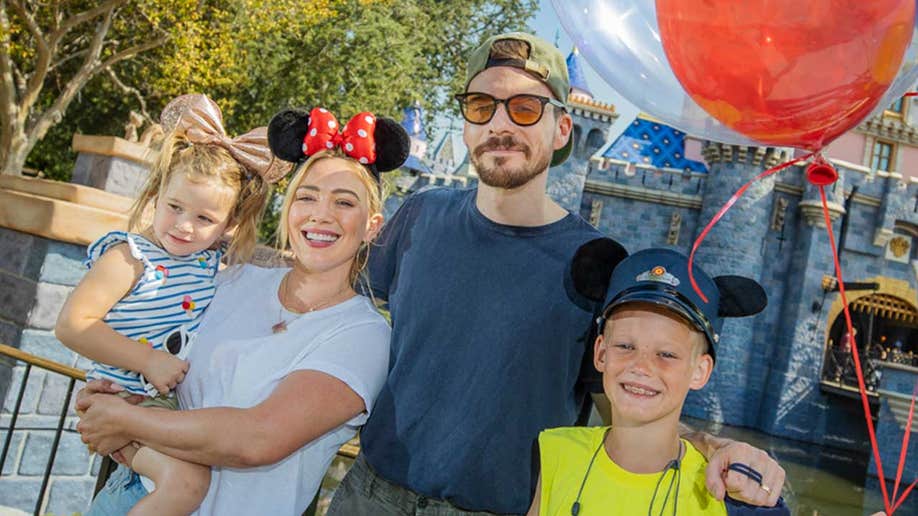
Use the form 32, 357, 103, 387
327, 32, 785, 515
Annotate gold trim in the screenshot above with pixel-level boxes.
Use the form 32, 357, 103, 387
825, 277, 918, 342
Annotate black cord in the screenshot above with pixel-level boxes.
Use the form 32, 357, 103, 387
571, 433, 684, 516
571, 429, 609, 516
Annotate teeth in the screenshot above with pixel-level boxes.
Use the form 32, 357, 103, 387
623, 384, 658, 396
305, 232, 338, 242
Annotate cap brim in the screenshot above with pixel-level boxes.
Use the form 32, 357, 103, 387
603, 290, 717, 362
550, 133, 573, 167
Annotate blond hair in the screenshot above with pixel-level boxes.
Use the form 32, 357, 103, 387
129, 131, 270, 265
276, 149, 383, 286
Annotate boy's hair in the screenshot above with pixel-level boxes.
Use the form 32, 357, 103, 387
276, 149, 384, 286
602, 302, 710, 357
129, 130, 270, 265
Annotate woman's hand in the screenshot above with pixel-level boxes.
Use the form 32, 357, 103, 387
76, 379, 145, 407
76, 391, 136, 456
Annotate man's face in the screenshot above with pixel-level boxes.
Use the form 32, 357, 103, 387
462, 66, 572, 189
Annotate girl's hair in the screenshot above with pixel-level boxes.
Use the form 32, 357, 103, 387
129, 131, 270, 264
276, 149, 383, 286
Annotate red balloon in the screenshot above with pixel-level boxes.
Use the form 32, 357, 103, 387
656, 0, 915, 150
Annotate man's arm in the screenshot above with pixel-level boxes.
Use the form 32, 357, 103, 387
681, 422, 785, 508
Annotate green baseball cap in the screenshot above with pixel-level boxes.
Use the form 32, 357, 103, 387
464, 32, 573, 167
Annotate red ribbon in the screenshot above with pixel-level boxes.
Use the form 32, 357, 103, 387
302, 107, 377, 165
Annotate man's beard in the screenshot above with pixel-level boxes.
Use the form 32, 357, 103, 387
471, 135, 551, 189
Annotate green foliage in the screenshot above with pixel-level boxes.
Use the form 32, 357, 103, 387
24, 0, 537, 237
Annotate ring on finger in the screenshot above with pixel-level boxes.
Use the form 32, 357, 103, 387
760, 484, 772, 494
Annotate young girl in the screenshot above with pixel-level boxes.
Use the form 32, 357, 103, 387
56, 94, 278, 515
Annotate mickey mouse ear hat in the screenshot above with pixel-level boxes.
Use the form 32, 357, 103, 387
267, 107, 410, 180
571, 244, 767, 362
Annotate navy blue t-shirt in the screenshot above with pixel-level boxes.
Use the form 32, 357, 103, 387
361, 187, 606, 514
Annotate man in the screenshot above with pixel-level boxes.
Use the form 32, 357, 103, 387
328, 32, 785, 515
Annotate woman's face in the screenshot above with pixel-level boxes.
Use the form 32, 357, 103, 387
286, 157, 383, 276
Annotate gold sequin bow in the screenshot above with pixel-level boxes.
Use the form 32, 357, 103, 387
160, 94, 291, 183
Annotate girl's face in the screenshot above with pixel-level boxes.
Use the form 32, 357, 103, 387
152, 172, 237, 256
286, 157, 383, 277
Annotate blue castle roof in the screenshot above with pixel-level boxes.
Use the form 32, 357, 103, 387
401, 101, 427, 142
566, 47, 592, 98
602, 117, 708, 173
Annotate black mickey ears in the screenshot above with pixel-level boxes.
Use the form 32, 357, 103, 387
714, 275, 767, 318
267, 108, 311, 163
570, 237, 630, 302
267, 108, 411, 176
373, 118, 411, 172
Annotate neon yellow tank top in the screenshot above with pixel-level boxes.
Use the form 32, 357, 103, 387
538, 426, 727, 516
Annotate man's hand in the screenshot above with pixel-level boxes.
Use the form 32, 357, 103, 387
142, 350, 188, 395
704, 439, 784, 507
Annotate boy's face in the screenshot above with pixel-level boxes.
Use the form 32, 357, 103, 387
594, 303, 714, 428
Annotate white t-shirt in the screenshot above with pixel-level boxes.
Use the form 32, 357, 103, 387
175, 264, 390, 516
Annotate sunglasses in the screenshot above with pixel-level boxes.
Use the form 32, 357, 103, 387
454, 92, 567, 127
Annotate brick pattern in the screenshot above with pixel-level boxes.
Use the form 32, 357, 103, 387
0, 228, 91, 515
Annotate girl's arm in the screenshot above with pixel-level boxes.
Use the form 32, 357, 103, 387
55, 244, 187, 393
77, 368, 366, 468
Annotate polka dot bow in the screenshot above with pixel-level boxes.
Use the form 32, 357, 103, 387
302, 107, 377, 165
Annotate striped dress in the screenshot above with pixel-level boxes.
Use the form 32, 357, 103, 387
84, 231, 221, 396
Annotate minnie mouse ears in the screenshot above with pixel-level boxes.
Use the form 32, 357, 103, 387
267, 107, 410, 178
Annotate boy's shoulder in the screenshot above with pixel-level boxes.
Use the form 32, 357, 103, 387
539, 426, 606, 450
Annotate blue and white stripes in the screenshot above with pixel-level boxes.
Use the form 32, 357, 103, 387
83, 232, 220, 395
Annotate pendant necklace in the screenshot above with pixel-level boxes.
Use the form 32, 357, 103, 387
272, 272, 351, 334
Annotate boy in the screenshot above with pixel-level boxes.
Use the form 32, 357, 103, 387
528, 244, 789, 515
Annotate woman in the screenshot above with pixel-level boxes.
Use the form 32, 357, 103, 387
77, 107, 410, 515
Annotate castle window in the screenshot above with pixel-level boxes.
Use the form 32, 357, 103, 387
885, 97, 906, 118
870, 140, 895, 172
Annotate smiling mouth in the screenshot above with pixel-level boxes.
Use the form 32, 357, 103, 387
621, 383, 660, 397
168, 234, 191, 243
303, 231, 340, 243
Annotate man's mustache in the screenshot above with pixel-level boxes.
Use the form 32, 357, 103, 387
473, 136, 530, 159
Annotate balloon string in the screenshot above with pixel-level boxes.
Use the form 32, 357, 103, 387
687, 152, 813, 303
892, 379, 918, 505
818, 186, 892, 515
893, 478, 918, 514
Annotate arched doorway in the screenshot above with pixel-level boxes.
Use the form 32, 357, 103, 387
821, 291, 918, 394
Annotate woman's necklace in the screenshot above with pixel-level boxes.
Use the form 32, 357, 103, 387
271, 272, 352, 334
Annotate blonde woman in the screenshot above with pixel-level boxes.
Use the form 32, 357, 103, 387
76, 107, 410, 515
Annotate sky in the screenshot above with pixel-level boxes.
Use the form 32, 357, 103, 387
430, 0, 639, 160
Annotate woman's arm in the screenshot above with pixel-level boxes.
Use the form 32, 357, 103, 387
77, 368, 365, 468
56, 244, 188, 394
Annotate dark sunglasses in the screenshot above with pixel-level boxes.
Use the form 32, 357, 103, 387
454, 92, 567, 127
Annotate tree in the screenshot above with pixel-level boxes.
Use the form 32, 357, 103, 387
16, 0, 538, 182
1, 1, 173, 175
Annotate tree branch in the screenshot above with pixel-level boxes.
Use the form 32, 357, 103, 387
49, 48, 89, 72
105, 67, 152, 122
52, 0, 126, 43
95, 34, 169, 73
23, 3, 115, 144
0, 0, 19, 158
12, 0, 54, 116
